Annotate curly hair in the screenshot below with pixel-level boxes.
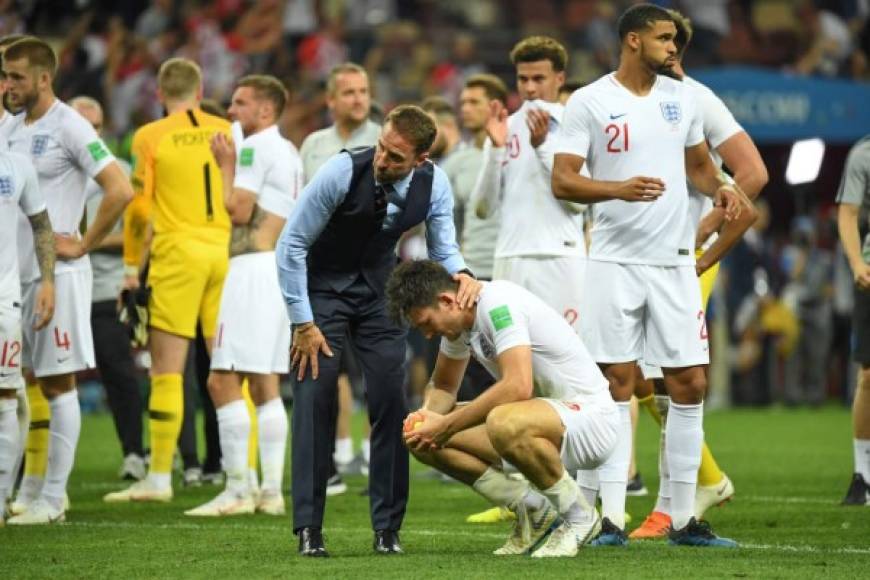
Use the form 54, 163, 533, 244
385, 260, 457, 324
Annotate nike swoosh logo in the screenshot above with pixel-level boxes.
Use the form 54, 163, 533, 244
56, 357, 70, 364
609, 113, 627, 120
716, 483, 728, 496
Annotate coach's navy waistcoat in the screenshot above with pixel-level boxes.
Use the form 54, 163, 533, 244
307, 146, 434, 295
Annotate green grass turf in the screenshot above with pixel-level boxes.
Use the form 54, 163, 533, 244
2, 406, 869, 578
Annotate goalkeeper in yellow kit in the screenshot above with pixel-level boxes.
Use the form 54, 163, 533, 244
105, 57, 232, 502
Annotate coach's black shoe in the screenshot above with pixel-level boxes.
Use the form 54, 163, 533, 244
841, 473, 870, 506
298, 527, 329, 557
626, 472, 649, 497
373, 529, 403, 554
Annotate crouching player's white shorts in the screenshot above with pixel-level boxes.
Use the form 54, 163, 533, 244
21, 269, 95, 378
0, 303, 24, 390
503, 397, 619, 473
211, 251, 291, 375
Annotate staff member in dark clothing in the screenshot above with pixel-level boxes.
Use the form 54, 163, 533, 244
276, 105, 478, 557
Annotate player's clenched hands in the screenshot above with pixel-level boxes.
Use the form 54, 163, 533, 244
526, 108, 549, 149
291, 323, 334, 381
454, 273, 481, 309
403, 409, 450, 452
210, 133, 235, 168
484, 100, 509, 148
33, 281, 55, 330
854, 262, 870, 291
54, 233, 86, 260
714, 184, 743, 222
614, 176, 665, 202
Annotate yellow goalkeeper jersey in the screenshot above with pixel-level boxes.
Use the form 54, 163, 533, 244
123, 108, 231, 266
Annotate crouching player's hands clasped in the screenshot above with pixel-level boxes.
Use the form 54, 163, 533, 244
402, 409, 451, 452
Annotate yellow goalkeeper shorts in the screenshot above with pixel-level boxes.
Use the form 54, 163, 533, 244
148, 235, 228, 339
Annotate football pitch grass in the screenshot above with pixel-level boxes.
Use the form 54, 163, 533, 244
3, 406, 870, 578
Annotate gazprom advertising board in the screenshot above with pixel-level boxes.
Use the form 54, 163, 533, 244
692, 67, 870, 144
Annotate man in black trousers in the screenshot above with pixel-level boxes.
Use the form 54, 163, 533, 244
276, 104, 479, 557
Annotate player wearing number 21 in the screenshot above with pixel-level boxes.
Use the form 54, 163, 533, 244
552, 4, 749, 546
113, 58, 232, 503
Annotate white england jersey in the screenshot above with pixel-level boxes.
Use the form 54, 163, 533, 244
684, 75, 743, 249
0, 152, 44, 305
234, 125, 302, 219
0, 110, 18, 151
558, 73, 704, 266
10, 100, 116, 282
474, 100, 585, 259
440, 280, 611, 404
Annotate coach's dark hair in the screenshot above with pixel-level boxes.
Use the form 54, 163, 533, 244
237, 74, 287, 120
3, 36, 57, 76
617, 3, 673, 40
385, 104, 437, 154
386, 260, 457, 324
667, 9, 693, 57
464, 73, 508, 106
510, 36, 567, 72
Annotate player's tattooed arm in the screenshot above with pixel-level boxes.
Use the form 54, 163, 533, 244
29, 209, 56, 283
229, 205, 266, 256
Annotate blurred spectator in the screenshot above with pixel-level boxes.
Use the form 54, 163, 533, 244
231, 0, 284, 73
421, 95, 461, 161
135, 0, 174, 39
297, 16, 349, 85
793, 0, 853, 76
364, 21, 434, 106
781, 215, 834, 405
426, 32, 486, 104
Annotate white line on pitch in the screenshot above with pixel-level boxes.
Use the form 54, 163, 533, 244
58, 522, 870, 555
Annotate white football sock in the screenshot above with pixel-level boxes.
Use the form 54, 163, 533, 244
361, 438, 371, 464
12, 388, 28, 486
542, 469, 594, 524
42, 390, 81, 510
666, 401, 704, 530
598, 401, 631, 530
257, 398, 288, 494
854, 439, 870, 482
334, 437, 353, 464
217, 400, 251, 494
0, 398, 19, 505
472, 467, 530, 507
576, 468, 599, 509
653, 395, 671, 515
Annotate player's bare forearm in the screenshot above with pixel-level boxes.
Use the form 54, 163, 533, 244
85, 165, 133, 253
552, 156, 618, 203
717, 132, 768, 200
444, 374, 530, 436
838, 204, 865, 270
423, 353, 467, 414
697, 199, 758, 275
28, 210, 56, 283
685, 153, 722, 198
93, 231, 124, 253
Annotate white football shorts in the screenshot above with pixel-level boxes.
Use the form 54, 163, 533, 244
502, 397, 618, 473
21, 268, 96, 377
580, 260, 709, 369
493, 255, 586, 333
0, 302, 24, 390
211, 251, 291, 374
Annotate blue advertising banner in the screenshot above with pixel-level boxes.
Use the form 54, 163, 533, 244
691, 67, 870, 144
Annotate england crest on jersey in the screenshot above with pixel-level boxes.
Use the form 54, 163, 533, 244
31, 134, 50, 156
0, 175, 12, 198
660, 101, 681, 124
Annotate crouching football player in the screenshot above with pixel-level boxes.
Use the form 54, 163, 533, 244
386, 260, 617, 557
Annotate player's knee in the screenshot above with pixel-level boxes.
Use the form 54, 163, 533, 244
670, 373, 707, 405
486, 406, 528, 455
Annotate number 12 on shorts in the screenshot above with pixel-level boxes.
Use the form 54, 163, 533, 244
1, 340, 21, 368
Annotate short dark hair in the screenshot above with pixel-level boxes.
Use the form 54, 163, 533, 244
464, 73, 508, 106
4, 37, 57, 77
384, 104, 437, 154
237, 74, 287, 119
510, 36, 567, 72
421, 95, 454, 119
617, 3, 673, 40
667, 9, 693, 56
386, 260, 457, 324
